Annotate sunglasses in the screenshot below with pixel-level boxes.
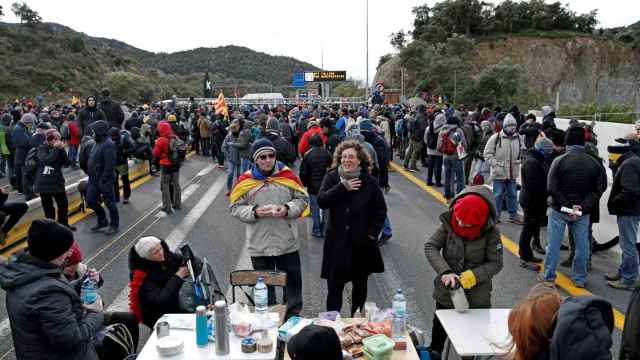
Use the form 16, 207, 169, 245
258, 153, 276, 160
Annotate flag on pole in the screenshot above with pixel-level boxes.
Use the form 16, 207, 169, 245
71, 96, 80, 105
213, 91, 228, 118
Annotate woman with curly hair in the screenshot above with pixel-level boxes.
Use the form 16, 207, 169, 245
317, 140, 387, 315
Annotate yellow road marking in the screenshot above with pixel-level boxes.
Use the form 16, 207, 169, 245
389, 161, 626, 330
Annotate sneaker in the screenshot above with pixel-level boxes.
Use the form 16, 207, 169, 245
426, 181, 434, 186
536, 273, 556, 286
604, 273, 621, 281
378, 233, 392, 245
123, 198, 130, 204
312, 233, 324, 239
90, 222, 109, 232
409, 166, 419, 172
560, 244, 570, 251
65, 224, 77, 231
172, 205, 181, 210
161, 208, 173, 214
521, 255, 543, 263
435, 182, 443, 187
403, 166, 413, 172
532, 243, 546, 255
509, 215, 524, 225
519, 260, 541, 271
607, 279, 638, 290
104, 226, 119, 235
573, 281, 586, 289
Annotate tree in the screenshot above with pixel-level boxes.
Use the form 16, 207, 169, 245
0, 5, 4, 18
390, 30, 407, 52
11, 2, 41, 26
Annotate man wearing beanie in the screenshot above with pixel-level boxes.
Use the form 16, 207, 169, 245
11, 113, 36, 196
230, 138, 309, 317
0, 219, 104, 359
288, 325, 343, 360
484, 113, 524, 224
606, 134, 640, 289
262, 117, 297, 167
542, 125, 607, 288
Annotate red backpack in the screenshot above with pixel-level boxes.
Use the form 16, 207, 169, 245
438, 129, 458, 155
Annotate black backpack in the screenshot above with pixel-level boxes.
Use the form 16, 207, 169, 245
426, 125, 438, 150
23, 147, 38, 177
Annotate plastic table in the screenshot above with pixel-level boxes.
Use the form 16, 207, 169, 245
436, 309, 511, 359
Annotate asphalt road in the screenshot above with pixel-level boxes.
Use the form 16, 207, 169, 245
0, 154, 631, 359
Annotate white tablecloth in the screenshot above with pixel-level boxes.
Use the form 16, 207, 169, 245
136, 313, 279, 360
436, 309, 511, 357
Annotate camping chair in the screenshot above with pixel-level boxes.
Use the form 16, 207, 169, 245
230, 270, 287, 324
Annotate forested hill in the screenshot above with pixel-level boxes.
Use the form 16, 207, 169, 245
0, 21, 319, 103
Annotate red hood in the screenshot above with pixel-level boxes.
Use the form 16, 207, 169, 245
158, 121, 173, 138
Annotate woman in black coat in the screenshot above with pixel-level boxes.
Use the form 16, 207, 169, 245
317, 140, 387, 316
128, 236, 190, 328
34, 129, 73, 230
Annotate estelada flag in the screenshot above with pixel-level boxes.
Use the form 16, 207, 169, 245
229, 162, 310, 217
213, 91, 228, 118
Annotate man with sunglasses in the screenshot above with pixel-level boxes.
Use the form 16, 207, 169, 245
229, 139, 309, 317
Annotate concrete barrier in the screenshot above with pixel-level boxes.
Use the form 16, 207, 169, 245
0, 160, 151, 254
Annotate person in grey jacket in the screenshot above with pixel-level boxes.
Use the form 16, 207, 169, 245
223, 120, 242, 194
425, 113, 445, 186
424, 186, 503, 354
228, 117, 253, 173
229, 139, 309, 316
0, 220, 104, 360
483, 114, 524, 224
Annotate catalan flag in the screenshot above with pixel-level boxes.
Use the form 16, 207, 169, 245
213, 91, 228, 119
71, 96, 80, 105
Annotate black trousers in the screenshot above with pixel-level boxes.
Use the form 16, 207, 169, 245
326, 274, 369, 317
430, 302, 449, 353
427, 155, 443, 184
113, 171, 131, 202
251, 251, 302, 317
40, 192, 69, 226
0, 202, 28, 234
15, 166, 23, 193
519, 207, 544, 260
99, 311, 140, 358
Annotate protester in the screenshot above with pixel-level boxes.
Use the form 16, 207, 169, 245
438, 116, 467, 202
317, 140, 387, 315
425, 113, 445, 186
86, 120, 119, 235
542, 126, 607, 288
128, 236, 189, 328
620, 287, 640, 359
228, 116, 253, 173
12, 113, 35, 195
605, 133, 640, 290
403, 107, 426, 171
229, 139, 309, 317
299, 134, 332, 238
424, 186, 503, 354
109, 127, 134, 204
66, 113, 81, 168
78, 96, 107, 138
153, 121, 182, 213
483, 114, 524, 224
223, 119, 242, 194
209, 114, 228, 168
298, 120, 327, 155
263, 118, 297, 167
287, 324, 343, 360
98, 88, 125, 130
197, 113, 211, 156
35, 129, 74, 230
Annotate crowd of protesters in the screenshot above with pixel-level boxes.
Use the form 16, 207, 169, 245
2, 91, 640, 360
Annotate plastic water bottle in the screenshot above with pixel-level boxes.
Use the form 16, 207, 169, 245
392, 288, 406, 340
195, 305, 208, 347
254, 277, 268, 318
80, 278, 98, 304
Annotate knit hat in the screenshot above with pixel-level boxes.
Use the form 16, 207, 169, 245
266, 118, 280, 131
134, 236, 162, 260
534, 136, 554, 156
288, 325, 343, 360
45, 129, 61, 144
20, 113, 36, 125
65, 242, 84, 266
28, 219, 74, 262
447, 116, 460, 126
251, 138, 277, 161
503, 114, 517, 129
37, 122, 51, 131
359, 119, 373, 131
565, 126, 585, 146
167, 114, 177, 122
451, 194, 490, 239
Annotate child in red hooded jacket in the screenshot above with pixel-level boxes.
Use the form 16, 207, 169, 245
152, 121, 181, 213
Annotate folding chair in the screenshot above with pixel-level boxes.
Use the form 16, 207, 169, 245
230, 270, 287, 324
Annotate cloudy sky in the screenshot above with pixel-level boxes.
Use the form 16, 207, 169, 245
2, 0, 638, 84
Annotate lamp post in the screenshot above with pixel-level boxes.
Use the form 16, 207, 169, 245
365, 0, 369, 99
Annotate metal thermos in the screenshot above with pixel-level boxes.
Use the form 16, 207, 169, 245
449, 279, 469, 313
214, 300, 230, 355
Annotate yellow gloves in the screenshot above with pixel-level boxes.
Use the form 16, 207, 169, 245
459, 270, 477, 289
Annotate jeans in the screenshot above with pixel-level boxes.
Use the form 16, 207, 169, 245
617, 216, 640, 283
251, 251, 302, 317
493, 179, 518, 218
381, 216, 392, 236
427, 155, 443, 184
67, 145, 79, 165
87, 180, 119, 228
40, 192, 69, 226
309, 194, 327, 237
200, 137, 211, 156
543, 208, 590, 285
226, 161, 241, 191
240, 158, 251, 173
443, 158, 464, 199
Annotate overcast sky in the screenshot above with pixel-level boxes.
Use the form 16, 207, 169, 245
2, 0, 638, 84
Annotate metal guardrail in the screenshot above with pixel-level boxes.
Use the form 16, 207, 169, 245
0, 160, 151, 255
168, 97, 368, 107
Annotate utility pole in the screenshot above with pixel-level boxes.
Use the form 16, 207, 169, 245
365, 0, 369, 99
454, 70, 457, 105
401, 67, 404, 98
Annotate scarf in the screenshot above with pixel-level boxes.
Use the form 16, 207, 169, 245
229, 161, 310, 217
337, 165, 361, 180
450, 194, 489, 239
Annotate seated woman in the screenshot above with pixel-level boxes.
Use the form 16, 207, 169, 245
128, 236, 190, 328
508, 284, 614, 360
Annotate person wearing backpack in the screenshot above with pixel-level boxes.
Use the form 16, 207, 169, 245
403, 108, 426, 172
209, 114, 228, 169
425, 113, 445, 186
109, 128, 135, 204
483, 114, 524, 224
153, 121, 182, 214
228, 117, 254, 173
437, 116, 467, 201
23, 122, 51, 201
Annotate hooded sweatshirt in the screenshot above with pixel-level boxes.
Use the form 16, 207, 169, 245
78, 96, 106, 138
152, 121, 174, 167
87, 120, 117, 184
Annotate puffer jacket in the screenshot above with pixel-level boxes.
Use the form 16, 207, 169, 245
424, 186, 503, 308
229, 164, 309, 257
299, 140, 332, 195
222, 132, 240, 164
87, 121, 117, 184
607, 151, 640, 217
34, 144, 71, 194
483, 130, 523, 181
228, 120, 254, 160
0, 251, 103, 360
